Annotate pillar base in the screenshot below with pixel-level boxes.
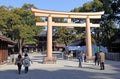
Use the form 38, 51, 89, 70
42, 56, 57, 64
86, 56, 94, 63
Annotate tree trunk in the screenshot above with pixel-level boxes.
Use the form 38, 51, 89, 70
18, 38, 24, 55
63, 38, 67, 46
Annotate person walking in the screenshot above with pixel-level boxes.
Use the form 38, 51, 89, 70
82, 52, 86, 62
99, 50, 105, 70
15, 54, 23, 74
77, 51, 83, 68
23, 53, 32, 73
94, 52, 100, 65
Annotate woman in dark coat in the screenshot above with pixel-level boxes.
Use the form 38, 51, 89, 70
15, 54, 23, 74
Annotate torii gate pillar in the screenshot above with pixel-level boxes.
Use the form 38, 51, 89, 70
86, 16, 92, 58
47, 16, 52, 58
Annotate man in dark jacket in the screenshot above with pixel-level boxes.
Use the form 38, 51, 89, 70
94, 52, 100, 65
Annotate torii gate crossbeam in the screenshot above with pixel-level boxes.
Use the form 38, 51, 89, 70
31, 8, 104, 63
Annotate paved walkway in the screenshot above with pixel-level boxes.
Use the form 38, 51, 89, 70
0, 53, 120, 79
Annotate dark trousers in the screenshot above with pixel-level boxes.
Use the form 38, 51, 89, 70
17, 64, 22, 74
25, 67, 29, 73
95, 59, 100, 65
100, 62, 105, 70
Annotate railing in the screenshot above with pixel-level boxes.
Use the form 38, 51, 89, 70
105, 53, 120, 61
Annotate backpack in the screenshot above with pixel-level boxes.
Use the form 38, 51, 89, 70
24, 58, 30, 65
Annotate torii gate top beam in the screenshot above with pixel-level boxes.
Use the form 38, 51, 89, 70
31, 8, 104, 19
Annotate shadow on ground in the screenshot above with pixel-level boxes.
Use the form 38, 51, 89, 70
0, 66, 120, 79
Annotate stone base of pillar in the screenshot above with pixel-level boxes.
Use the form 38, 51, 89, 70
86, 56, 95, 63
42, 56, 57, 64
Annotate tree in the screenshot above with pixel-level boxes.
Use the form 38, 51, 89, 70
0, 5, 43, 54
11, 8, 43, 54
52, 17, 77, 46
56, 27, 77, 46
22, 3, 37, 10
70, 0, 103, 46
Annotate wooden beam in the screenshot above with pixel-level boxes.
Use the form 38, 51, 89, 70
31, 8, 104, 16
35, 12, 102, 19
36, 22, 100, 27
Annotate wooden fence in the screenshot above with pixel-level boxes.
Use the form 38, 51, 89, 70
105, 53, 120, 61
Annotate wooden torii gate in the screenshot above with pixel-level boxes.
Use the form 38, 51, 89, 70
31, 8, 104, 63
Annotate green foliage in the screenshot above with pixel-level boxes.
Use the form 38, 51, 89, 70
92, 0, 103, 11
11, 8, 36, 26
71, 0, 103, 12
22, 3, 37, 10
0, 4, 43, 53
70, 0, 120, 50
55, 27, 77, 46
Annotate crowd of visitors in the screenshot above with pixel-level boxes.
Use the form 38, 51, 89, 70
14, 49, 105, 74
63, 48, 105, 70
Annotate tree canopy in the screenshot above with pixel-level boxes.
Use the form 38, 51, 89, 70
0, 4, 43, 54
70, 0, 120, 52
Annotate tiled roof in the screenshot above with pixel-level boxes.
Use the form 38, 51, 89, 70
23, 44, 36, 48
0, 35, 15, 44
55, 44, 65, 48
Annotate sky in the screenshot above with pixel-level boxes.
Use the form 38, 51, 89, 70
0, 0, 92, 12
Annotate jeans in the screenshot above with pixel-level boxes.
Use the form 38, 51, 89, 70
78, 58, 82, 67
25, 67, 29, 73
